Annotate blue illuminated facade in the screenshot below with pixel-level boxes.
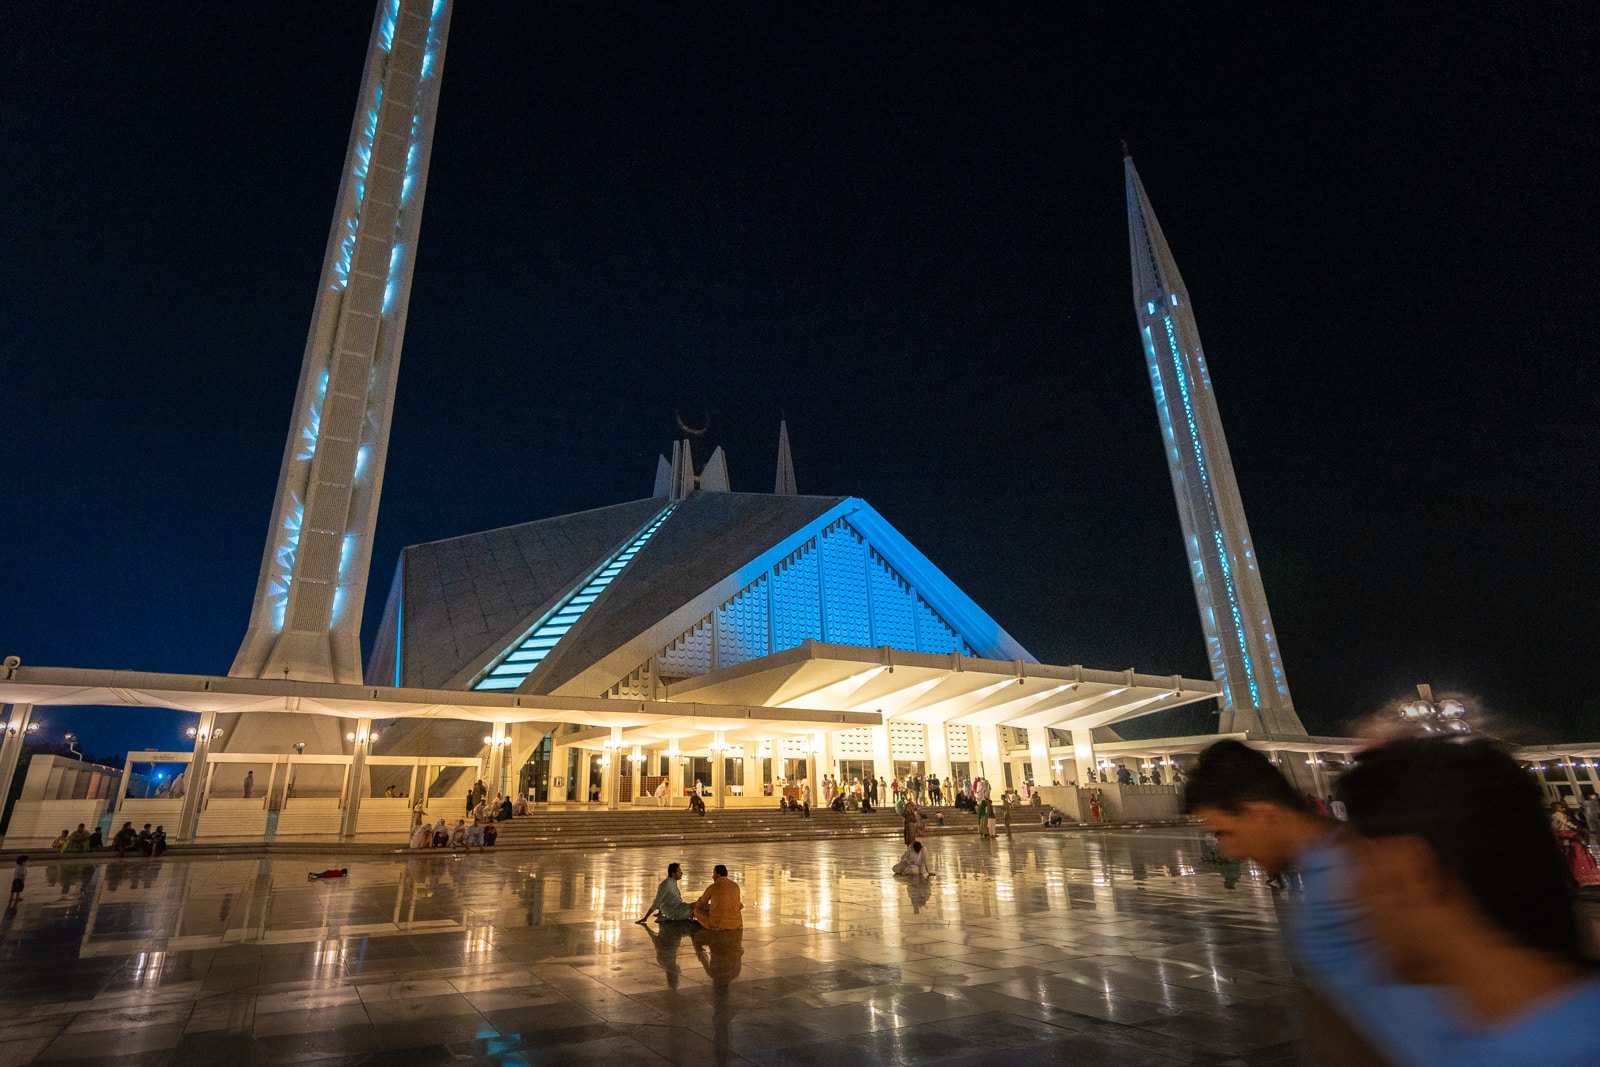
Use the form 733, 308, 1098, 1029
368, 491, 1035, 697
1126, 155, 1305, 737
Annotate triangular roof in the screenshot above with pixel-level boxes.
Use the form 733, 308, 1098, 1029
367, 491, 1035, 697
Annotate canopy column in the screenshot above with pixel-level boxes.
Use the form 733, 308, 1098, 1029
340, 717, 373, 840
1027, 731, 1051, 790
177, 710, 218, 841
0, 704, 34, 822
667, 743, 684, 803
711, 731, 727, 810
606, 726, 623, 811
927, 720, 949, 781
978, 724, 1004, 783
1070, 728, 1096, 784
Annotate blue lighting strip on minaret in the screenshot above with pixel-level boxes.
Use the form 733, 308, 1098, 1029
473, 505, 678, 691
1161, 314, 1261, 705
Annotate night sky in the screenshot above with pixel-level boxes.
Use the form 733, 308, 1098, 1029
3, 3, 1596, 759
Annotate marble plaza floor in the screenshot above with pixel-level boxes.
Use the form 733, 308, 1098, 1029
0, 829, 1311, 1066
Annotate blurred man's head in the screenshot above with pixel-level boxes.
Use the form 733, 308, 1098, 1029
1337, 738, 1584, 981
1184, 741, 1315, 871
713, 864, 728, 878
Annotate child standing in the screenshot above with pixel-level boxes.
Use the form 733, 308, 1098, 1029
8, 855, 26, 908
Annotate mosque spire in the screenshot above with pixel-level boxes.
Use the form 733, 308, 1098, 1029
231, 0, 452, 684
774, 418, 798, 495
1125, 155, 1308, 738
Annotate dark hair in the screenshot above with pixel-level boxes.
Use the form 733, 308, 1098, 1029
15, 855, 26, 863
911, 842, 922, 853
667, 862, 681, 876
1336, 738, 1583, 963
713, 864, 728, 877
1182, 741, 1305, 814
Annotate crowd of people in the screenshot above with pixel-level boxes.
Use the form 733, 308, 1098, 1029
47, 821, 167, 858
407, 778, 529, 850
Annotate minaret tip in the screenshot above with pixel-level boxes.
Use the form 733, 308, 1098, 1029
1120, 139, 1131, 160
774, 418, 798, 495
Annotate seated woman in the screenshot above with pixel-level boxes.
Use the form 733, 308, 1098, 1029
432, 820, 451, 848
450, 820, 468, 848
498, 796, 513, 821
514, 792, 529, 816
482, 821, 498, 846
636, 862, 695, 923
892, 840, 929, 876
409, 822, 432, 848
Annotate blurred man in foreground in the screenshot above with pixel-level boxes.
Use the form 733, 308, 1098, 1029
1187, 738, 1600, 1066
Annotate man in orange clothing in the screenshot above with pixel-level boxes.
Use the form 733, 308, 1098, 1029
691, 864, 743, 930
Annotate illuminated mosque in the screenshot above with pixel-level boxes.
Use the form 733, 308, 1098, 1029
6, 0, 1592, 846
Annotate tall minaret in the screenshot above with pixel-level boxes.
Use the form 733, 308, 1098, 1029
232, 0, 452, 685
1125, 153, 1307, 738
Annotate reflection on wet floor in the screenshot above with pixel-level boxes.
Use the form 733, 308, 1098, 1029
0, 830, 1306, 1065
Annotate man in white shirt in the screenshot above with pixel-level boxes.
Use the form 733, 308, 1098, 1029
637, 862, 695, 923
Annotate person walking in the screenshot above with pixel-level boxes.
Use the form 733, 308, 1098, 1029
801, 780, 812, 818
243, 770, 254, 799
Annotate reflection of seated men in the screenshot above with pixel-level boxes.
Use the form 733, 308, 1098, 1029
691, 865, 743, 930
642, 917, 692, 990
692, 926, 744, 992
637, 862, 695, 923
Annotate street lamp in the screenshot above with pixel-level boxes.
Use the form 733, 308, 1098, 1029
1398, 685, 1471, 735
63, 733, 84, 762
